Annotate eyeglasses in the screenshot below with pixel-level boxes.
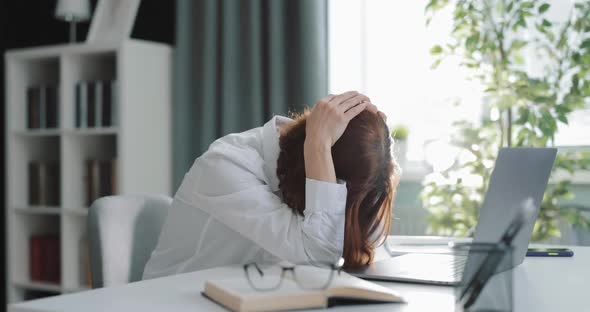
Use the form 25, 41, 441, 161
243, 258, 345, 291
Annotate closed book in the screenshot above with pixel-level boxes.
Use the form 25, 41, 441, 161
45, 162, 60, 206
86, 159, 100, 206
39, 86, 47, 129
75, 83, 82, 128
30, 236, 44, 281
87, 82, 96, 128
45, 85, 59, 128
38, 163, 48, 205
27, 87, 41, 129
98, 160, 112, 197
101, 80, 112, 127
28, 162, 40, 205
43, 236, 60, 283
79, 236, 92, 286
110, 80, 118, 126
76, 82, 88, 128
203, 269, 404, 312
111, 159, 118, 195
95, 81, 103, 128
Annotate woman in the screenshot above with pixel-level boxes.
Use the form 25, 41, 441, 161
143, 91, 400, 280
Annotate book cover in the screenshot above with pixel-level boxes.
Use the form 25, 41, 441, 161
95, 81, 103, 128
30, 235, 61, 284
38, 163, 48, 205
98, 160, 113, 197
75, 83, 81, 128
29, 162, 60, 206
79, 236, 92, 287
45, 85, 59, 129
86, 159, 100, 206
28, 162, 40, 205
39, 85, 47, 129
45, 162, 60, 206
101, 80, 112, 127
111, 159, 118, 195
27, 87, 41, 129
43, 236, 61, 283
77, 82, 88, 128
110, 80, 118, 126
87, 82, 96, 128
29, 236, 44, 281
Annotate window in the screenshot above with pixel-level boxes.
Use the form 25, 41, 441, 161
329, 0, 483, 163
328, 0, 590, 166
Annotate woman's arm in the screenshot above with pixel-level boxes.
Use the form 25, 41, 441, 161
304, 91, 371, 183
179, 146, 346, 264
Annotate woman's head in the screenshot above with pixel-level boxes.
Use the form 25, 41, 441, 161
277, 110, 399, 269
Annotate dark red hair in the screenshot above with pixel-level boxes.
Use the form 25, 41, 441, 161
277, 110, 399, 269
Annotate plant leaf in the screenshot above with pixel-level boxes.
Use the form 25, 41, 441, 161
538, 3, 550, 14
430, 45, 443, 55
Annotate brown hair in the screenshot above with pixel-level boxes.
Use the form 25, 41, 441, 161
277, 110, 399, 269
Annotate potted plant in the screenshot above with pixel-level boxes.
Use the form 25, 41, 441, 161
421, 0, 590, 241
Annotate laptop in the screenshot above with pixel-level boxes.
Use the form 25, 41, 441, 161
349, 148, 557, 285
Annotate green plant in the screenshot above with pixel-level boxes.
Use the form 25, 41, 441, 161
391, 125, 409, 141
421, 0, 590, 240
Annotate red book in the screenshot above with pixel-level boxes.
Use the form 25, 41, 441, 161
29, 236, 44, 281
43, 236, 61, 283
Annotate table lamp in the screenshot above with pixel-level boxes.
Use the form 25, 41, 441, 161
55, 0, 91, 43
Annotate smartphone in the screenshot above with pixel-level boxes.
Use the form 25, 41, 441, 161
526, 248, 574, 257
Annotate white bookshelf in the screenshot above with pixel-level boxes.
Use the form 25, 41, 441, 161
4, 39, 172, 303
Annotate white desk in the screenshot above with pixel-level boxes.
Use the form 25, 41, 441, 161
9, 236, 590, 312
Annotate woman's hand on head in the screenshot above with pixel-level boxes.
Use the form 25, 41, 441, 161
305, 91, 371, 149
303, 91, 385, 183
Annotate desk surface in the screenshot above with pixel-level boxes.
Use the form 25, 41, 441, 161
9, 236, 590, 312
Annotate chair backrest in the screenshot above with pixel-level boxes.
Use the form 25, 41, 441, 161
87, 194, 172, 288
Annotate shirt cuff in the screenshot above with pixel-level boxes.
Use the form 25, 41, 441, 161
305, 178, 347, 215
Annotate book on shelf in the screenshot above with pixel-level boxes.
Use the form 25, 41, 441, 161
29, 235, 61, 284
107, 80, 117, 126
79, 236, 92, 287
85, 159, 118, 206
45, 85, 59, 128
203, 269, 404, 312
26, 85, 59, 129
27, 87, 41, 129
29, 236, 44, 281
75, 82, 87, 128
28, 161, 60, 206
75, 80, 117, 128
87, 82, 96, 127
98, 80, 117, 127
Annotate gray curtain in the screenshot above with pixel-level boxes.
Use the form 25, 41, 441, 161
173, 0, 329, 187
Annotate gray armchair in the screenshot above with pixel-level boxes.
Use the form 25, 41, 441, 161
87, 194, 172, 288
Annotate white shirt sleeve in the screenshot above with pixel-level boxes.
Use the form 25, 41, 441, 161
175, 143, 347, 265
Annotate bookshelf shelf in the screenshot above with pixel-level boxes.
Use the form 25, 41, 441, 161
5, 40, 172, 303
13, 206, 62, 215
62, 207, 89, 216
13, 280, 62, 293
13, 129, 62, 137
65, 127, 119, 135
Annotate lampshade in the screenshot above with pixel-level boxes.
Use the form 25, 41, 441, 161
55, 0, 91, 22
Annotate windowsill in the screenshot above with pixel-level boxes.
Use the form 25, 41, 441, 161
399, 160, 430, 183
399, 158, 590, 185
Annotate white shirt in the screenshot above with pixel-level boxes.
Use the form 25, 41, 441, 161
142, 116, 347, 280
